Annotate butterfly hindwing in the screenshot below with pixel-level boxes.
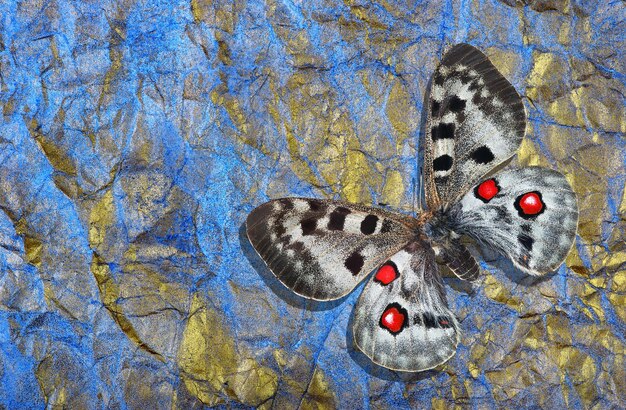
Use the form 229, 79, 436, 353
246, 198, 416, 300
424, 43, 526, 208
448, 167, 578, 275
353, 241, 459, 372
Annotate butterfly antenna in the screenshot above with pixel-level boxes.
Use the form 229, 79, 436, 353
417, 169, 424, 213
411, 176, 417, 215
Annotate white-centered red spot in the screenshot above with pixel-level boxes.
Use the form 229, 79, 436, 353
518, 192, 543, 215
476, 178, 499, 202
380, 305, 406, 334
374, 263, 398, 285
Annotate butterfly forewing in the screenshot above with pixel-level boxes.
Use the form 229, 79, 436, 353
353, 242, 459, 372
424, 43, 526, 208
246, 198, 416, 300
449, 167, 578, 275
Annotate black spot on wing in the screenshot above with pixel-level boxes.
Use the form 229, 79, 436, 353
518, 233, 534, 252
448, 95, 466, 112
300, 217, 317, 235
274, 223, 286, 237
492, 206, 512, 224
459, 72, 473, 84
380, 219, 394, 233
328, 206, 351, 230
433, 155, 453, 171
434, 72, 445, 86
455, 111, 466, 124
278, 198, 294, 211
471, 91, 485, 106
470, 146, 495, 164
400, 278, 415, 299
308, 200, 324, 212
360, 215, 378, 235
422, 312, 438, 329
345, 251, 364, 276
431, 100, 441, 117
431, 123, 455, 140
469, 79, 482, 93
434, 175, 449, 185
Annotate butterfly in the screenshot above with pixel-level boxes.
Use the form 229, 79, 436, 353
245, 44, 578, 372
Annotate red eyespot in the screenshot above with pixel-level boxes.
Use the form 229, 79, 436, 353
475, 178, 499, 202
374, 263, 398, 285
519, 192, 543, 214
514, 191, 545, 218
380, 305, 407, 334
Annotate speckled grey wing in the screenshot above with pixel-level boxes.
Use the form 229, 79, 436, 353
353, 242, 459, 372
246, 198, 415, 301
448, 167, 578, 275
423, 43, 526, 209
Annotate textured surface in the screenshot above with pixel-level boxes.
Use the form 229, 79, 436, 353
0, 0, 624, 408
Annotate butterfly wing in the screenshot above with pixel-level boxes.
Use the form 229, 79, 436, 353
246, 198, 416, 300
447, 167, 578, 275
353, 242, 459, 372
423, 43, 526, 209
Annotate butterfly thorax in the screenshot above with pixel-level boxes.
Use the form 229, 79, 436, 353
420, 207, 459, 245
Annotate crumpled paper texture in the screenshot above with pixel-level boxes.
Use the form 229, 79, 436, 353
0, 0, 624, 408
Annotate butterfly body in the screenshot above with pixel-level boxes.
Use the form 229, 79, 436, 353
246, 44, 578, 372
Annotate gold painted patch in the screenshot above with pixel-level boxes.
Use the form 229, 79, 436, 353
178, 293, 278, 406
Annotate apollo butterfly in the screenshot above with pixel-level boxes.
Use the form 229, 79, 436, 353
246, 44, 578, 371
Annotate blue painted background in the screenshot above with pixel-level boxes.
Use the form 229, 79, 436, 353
1, 0, 624, 408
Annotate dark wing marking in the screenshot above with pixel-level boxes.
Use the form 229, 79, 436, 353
246, 198, 415, 300
353, 242, 459, 371
423, 43, 526, 209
